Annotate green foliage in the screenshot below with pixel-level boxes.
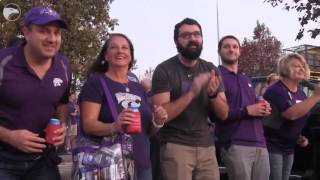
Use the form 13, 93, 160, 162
0, 0, 118, 91
239, 21, 282, 77
265, 0, 320, 39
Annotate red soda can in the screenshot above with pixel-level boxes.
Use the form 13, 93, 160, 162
46, 118, 61, 144
256, 96, 265, 104
256, 96, 270, 112
125, 104, 142, 134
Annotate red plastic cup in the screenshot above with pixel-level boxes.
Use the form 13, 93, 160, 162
46, 118, 62, 144
125, 111, 141, 134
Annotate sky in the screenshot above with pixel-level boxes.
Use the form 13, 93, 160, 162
110, 0, 319, 77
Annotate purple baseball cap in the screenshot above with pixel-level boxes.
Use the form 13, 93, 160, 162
24, 6, 68, 29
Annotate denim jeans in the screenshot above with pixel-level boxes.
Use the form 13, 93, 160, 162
269, 153, 294, 180
0, 156, 61, 180
150, 135, 161, 180
137, 167, 152, 180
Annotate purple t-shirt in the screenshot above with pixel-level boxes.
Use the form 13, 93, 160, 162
79, 74, 152, 168
263, 80, 308, 154
0, 46, 71, 160
216, 66, 266, 148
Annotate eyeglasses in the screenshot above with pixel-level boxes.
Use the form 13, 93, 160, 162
179, 31, 202, 39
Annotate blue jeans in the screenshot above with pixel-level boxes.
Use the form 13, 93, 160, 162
269, 153, 294, 180
137, 167, 152, 180
0, 156, 61, 180
150, 135, 161, 180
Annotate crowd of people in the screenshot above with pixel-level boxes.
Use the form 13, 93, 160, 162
0, 5, 319, 180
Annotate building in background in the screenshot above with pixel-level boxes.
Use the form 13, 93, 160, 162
284, 44, 320, 73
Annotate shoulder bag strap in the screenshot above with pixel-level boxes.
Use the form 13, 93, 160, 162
99, 75, 119, 122
99, 75, 130, 179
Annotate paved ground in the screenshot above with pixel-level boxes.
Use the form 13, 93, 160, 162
58, 155, 307, 180
59, 154, 72, 180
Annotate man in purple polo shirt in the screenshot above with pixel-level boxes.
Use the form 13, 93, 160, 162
216, 35, 271, 180
0, 6, 71, 180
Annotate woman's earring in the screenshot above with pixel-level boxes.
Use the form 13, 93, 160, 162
101, 60, 106, 65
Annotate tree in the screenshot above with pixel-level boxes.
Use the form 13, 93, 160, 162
239, 21, 282, 77
0, 0, 118, 91
144, 67, 154, 79
265, 0, 320, 39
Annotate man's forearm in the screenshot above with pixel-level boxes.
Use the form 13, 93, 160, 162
0, 126, 12, 144
210, 92, 229, 120
154, 91, 195, 123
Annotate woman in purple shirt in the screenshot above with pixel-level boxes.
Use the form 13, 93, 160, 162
263, 53, 320, 180
78, 33, 167, 180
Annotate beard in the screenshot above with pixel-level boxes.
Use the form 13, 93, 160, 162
177, 41, 203, 60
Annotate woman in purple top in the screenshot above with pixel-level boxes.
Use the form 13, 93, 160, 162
263, 53, 320, 180
78, 33, 168, 180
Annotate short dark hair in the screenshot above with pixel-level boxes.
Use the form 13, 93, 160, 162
89, 33, 134, 75
218, 35, 240, 51
174, 18, 202, 41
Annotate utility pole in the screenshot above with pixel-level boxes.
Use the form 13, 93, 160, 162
216, 0, 221, 65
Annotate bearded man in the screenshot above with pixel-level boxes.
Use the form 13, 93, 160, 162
151, 18, 228, 180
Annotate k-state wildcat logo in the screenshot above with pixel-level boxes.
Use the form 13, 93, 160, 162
53, 78, 63, 87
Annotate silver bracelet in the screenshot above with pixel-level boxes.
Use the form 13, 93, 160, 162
152, 117, 164, 128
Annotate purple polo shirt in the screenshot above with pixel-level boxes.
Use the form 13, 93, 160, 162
263, 80, 308, 154
216, 66, 266, 148
0, 46, 71, 161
